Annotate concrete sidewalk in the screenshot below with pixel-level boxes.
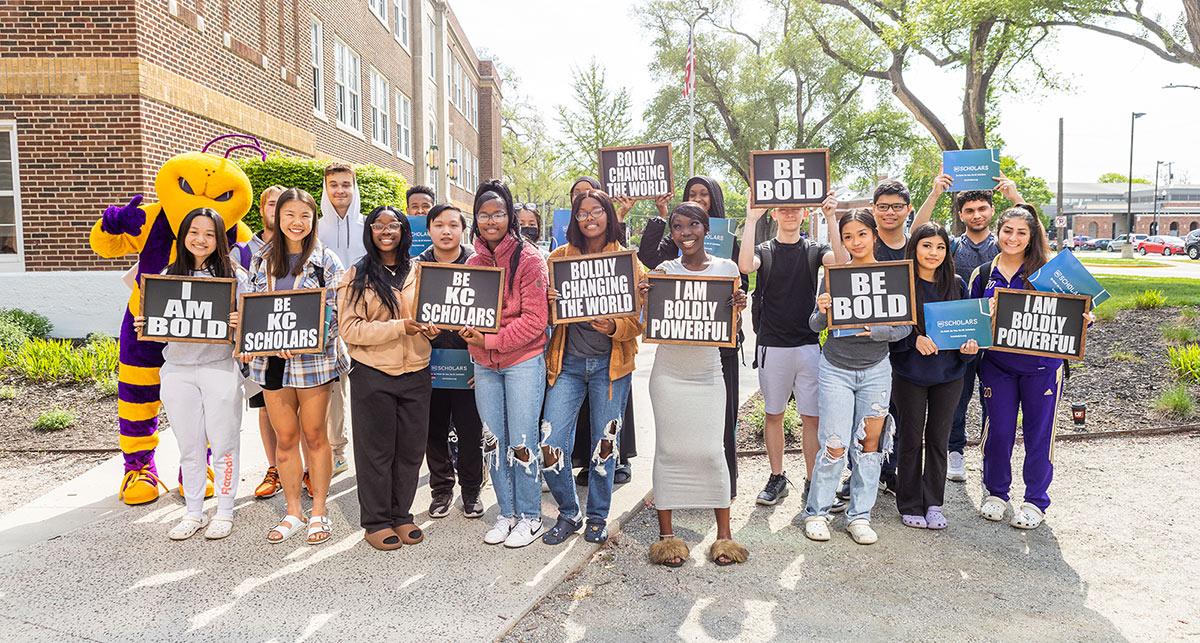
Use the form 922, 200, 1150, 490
0, 332, 761, 641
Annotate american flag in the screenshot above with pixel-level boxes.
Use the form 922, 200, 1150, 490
683, 33, 695, 99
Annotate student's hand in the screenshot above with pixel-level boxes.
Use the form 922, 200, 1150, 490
916, 334, 939, 356
994, 172, 1023, 204
400, 319, 427, 336
731, 289, 748, 311
816, 292, 832, 314
459, 326, 486, 348
277, 349, 294, 360
653, 194, 671, 218
637, 280, 651, 297
1083, 311, 1095, 325
228, 312, 239, 330
547, 287, 560, 303
236, 351, 254, 364
988, 295, 997, 318
960, 339, 980, 355
931, 167, 953, 198
745, 193, 767, 223
614, 196, 637, 222
590, 318, 617, 335
133, 315, 145, 332
820, 189, 838, 221
422, 322, 442, 340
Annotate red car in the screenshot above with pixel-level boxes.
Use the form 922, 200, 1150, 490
1137, 236, 1186, 256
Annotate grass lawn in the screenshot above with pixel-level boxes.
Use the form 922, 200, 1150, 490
1075, 256, 1168, 267
1098, 275, 1200, 309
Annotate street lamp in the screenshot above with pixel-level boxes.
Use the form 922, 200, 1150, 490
1123, 112, 1145, 258
1163, 84, 1200, 91
427, 144, 440, 200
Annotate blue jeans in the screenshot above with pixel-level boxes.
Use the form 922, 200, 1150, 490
474, 354, 546, 520
804, 355, 896, 524
542, 354, 631, 524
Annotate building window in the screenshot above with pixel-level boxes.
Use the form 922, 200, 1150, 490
454, 58, 464, 112
0, 124, 22, 266
473, 154, 479, 185
472, 85, 479, 127
368, 0, 387, 27
396, 90, 412, 160
334, 39, 361, 132
309, 19, 324, 115
393, 0, 409, 49
370, 69, 389, 147
427, 18, 437, 81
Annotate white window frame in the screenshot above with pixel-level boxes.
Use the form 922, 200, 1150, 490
0, 122, 24, 271
473, 153, 479, 186
427, 18, 437, 81
393, 0, 409, 51
396, 90, 412, 161
334, 38, 362, 136
368, 0, 387, 28
370, 68, 389, 149
309, 18, 325, 117
471, 85, 479, 128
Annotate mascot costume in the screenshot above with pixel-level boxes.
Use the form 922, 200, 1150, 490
90, 134, 264, 505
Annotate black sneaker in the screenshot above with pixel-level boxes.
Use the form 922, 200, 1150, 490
878, 470, 898, 496
836, 477, 851, 500
830, 497, 847, 513
756, 472, 790, 506
429, 493, 452, 518
461, 493, 484, 519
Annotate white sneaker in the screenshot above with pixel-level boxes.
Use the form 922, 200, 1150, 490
332, 454, 349, 476
168, 514, 210, 541
484, 515, 516, 545
947, 451, 967, 482
503, 517, 545, 548
847, 519, 878, 545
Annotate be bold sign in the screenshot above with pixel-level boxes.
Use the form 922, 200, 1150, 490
412, 263, 504, 332
139, 275, 236, 343
237, 289, 326, 356
824, 260, 917, 329
749, 149, 830, 208
598, 143, 674, 200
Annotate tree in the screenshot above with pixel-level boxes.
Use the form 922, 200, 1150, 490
1098, 172, 1151, 184
555, 60, 635, 178
1035, 0, 1200, 69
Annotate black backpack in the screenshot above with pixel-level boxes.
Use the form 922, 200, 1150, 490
750, 238, 823, 368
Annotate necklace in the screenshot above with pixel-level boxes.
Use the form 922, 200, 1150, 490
383, 265, 398, 276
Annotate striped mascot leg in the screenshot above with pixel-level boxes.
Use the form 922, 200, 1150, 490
117, 308, 169, 505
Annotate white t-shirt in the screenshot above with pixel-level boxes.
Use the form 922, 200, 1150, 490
659, 256, 740, 279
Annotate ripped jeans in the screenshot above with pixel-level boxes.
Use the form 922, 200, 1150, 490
803, 355, 895, 524
473, 354, 546, 520
542, 354, 631, 525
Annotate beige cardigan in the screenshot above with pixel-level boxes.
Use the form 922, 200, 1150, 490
336, 265, 431, 376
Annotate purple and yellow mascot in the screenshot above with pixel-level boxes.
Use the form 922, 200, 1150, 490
90, 134, 264, 505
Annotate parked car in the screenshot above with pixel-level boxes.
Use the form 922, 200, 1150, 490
1087, 238, 1112, 251
1109, 234, 1148, 252
1136, 235, 1186, 256
1186, 230, 1200, 260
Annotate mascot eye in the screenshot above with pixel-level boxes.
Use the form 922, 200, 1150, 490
214, 190, 234, 202
178, 177, 194, 195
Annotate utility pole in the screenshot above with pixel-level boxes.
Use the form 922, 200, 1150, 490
1057, 117, 1065, 248
1123, 112, 1145, 258
1153, 160, 1162, 235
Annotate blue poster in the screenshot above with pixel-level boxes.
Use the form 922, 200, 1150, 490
923, 298, 993, 350
831, 327, 866, 338
430, 349, 474, 389
704, 218, 736, 259
942, 149, 1001, 191
409, 216, 431, 257
1027, 250, 1110, 307
550, 209, 571, 250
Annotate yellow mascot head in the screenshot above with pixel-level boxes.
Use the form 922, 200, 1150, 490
155, 134, 263, 242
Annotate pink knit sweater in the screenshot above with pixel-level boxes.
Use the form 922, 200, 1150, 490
466, 234, 549, 369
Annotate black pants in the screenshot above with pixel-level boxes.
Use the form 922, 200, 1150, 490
720, 346, 739, 497
892, 374, 963, 516
426, 387, 484, 497
348, 362, 431, 532
571, 389, 637, 468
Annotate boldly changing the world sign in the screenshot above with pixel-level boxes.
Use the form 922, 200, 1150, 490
642, 274, 738, 347
598, 143, 674, 200
548, 250, 639, 324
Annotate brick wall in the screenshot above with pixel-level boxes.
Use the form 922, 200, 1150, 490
1073, 214, 1200, 239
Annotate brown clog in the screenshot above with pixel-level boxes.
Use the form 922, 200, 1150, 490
393, 523, 424, 545
364, 528, 402, 551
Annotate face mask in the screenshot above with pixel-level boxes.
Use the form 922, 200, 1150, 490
520, 226, 540, 243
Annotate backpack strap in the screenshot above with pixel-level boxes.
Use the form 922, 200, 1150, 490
750, 240, 774, 369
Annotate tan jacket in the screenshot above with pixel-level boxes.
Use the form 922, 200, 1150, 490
336, 265, 431, 376
546, 240, 645, 392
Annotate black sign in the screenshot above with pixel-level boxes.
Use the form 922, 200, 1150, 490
138, 275, 236, 343
598, 143, 673, 200
236, 289, 326, 356
749, 149, 830, 208
643, 274, 737, 347
991, 288, 1089, 361
549, 250, 639, 324
412, 262, 504, 333
824, 260, 916, 329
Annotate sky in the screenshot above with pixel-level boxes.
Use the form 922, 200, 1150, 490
452, 0, 1200, 187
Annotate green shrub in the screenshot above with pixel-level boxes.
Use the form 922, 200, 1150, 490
1134, 289, 1167, 310
1168, 344, 1200, 384
0, 385, 16, 400
1162, 323, 1200, 344
7, 337, 118, 383
741, 394, 802, 437
0, 308, 52, 339
96, 376, 118, 398
235, 153, 409, 232
1154, 384, 1195, 418
1182, 307, 1199, 320
1092, 306, 1117, 322
32, 408, 75, 431
1108, 351, 1140, 363
0, 318, 28, 355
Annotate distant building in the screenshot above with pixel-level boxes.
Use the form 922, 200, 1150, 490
1047, 183, 1200, 239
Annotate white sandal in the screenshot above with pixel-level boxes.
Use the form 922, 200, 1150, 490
307, 515, 332, 545
267, 514, 307, 543
803, 516, 830, 542
168, 514, 210, 540
980, 496, 1007, 522
204, 515, 234, 540
1010, 502, 1044, 530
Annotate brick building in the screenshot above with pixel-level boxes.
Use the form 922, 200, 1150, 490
1047, 183, 1200, 240
0, 0, 501, 335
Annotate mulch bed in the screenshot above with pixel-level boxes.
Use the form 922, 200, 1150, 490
0, 375, 170, 452
736, 306, 1199, 452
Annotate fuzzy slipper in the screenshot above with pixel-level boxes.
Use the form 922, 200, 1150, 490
365, 529, 403, 551
649, 536, 689, 568
393, 523, 424, 545
709, 539, 748, 566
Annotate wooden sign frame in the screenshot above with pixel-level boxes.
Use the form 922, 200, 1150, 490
989, 287, 1091, 361
824, 260, 917, 330
411, 262, 505, 333
642, 273, 739, 348
748, 148, 831, 209
597, 142, 675, 202
236, 288, 327, 357
137, 274, 238, 344
548, 249, 640, 325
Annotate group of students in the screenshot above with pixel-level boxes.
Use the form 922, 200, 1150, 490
141, 161, 1084, 567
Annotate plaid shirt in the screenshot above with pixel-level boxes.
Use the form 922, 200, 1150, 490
247, 241, 350, 389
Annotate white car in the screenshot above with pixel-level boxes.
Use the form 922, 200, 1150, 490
1109, 234, 1148, 252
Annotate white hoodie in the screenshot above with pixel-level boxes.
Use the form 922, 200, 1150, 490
317, 181, 366, 270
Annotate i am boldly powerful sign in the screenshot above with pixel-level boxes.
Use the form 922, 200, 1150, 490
824, 260, 917, 330
598, 143, 673, 200
749, 149, 830, 208
412, 263, 503, 332
237, 289, 326, 356
139, 275, 237, 343
549, 250, 639, 324
991, 288, 1089, 360
643, 274, 738, 347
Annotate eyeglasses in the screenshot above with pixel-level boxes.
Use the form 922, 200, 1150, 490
873, 203, 910, 212
370, 222, 404, 233
575, 208, 606, 221
514, 202, 538, 212
476, 212, 508, 222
